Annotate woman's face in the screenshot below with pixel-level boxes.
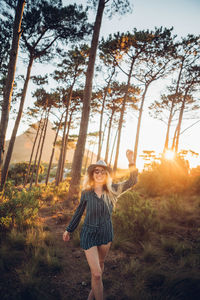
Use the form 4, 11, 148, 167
93, 167, 107, 185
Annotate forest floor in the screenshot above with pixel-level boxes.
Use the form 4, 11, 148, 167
37, 192, 200, 300
39, 203, 135, 300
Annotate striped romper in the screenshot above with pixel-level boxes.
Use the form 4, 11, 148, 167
66, 166, 138, 250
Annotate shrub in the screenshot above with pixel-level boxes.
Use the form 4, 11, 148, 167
113, 190, 158, 243
161, 194, 185, 219
0, 189, 39, 230
39, 180, 69, 204
7, 162, 44, 185
138, 156, 190, 196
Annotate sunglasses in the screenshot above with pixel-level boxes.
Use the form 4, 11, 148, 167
93, 169, 106, 175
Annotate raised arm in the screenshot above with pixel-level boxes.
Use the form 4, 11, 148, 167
112, 150, 138, 194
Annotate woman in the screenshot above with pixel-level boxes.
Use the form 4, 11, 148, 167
63, 149, 138, 300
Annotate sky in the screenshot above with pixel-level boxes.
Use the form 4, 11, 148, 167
6, 0, 200, 170
92, 0, 200, 169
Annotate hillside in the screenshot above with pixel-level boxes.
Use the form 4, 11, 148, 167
5, 121, 97, 166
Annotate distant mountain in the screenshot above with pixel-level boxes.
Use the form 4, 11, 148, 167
5, 121, 97, 166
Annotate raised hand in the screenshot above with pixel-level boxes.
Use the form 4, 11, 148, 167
126, 149, 134, 164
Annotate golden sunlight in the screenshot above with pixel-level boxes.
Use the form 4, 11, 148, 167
164, 149, 175, 160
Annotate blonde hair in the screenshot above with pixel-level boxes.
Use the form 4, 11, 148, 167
82, 170, 121, 207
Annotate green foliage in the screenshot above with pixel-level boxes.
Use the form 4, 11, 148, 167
0, 188, 39, 230
39, 180, 70, 204
7, 162, 44, 185
161, 193, 186, 219
138, 156, 190, 196
113, 190, 158, 243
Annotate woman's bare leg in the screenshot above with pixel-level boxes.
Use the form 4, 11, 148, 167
85, 242, 111, 300
98, 242, 112, 273
85, 246, 103, 300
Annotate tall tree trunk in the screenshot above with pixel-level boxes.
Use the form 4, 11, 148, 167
1, 56, 34, 187
109, 128, 118, 167
68, 0, 105, 201
100, 118, 109, 159
58, 84, 76, 184
90, 139, 97, 165
97, 68, 115, 160
113, 59, 134, 172
35, 112, 49, 186
83, 147, 90, 174
29, 118, 46, 190
56, 107, 69, 186
171, 125, 178, 151
0, 0, 25, 189
133, 83, 149, 165
45, 113, 63, 185
105, 112, 114, 163
163, 62, 184, 152
163, 102, 175, 152
60, 111, 73, 181
174, 88, 189, 153
24, 117, 43, 187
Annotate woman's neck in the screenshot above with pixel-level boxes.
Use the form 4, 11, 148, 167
94, 184, 103, 191
94, 184, 103, 196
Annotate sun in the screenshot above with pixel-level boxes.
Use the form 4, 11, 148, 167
164, 149, 175, 160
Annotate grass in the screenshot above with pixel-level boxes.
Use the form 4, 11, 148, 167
141, 242, 161, 263
1, 166, 200, 300
0, 223, 62, 300
107, 188, 200, 299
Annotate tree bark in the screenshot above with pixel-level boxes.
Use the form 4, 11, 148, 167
105, 112, 114, 163
35, 112, 49, 186
60, 110, 73, 181
163, 61, 184, 152
29, 118, 46, 190
109, 128, 118, 167
113, 59, 134, 172
83, 147, 90, 174
24, 117, 43, 187
174, 87, 189, 153
90, 138, 97, 165
45, 114, 63, 185
133, 84, 148, 165
0, 0, 25, 189
1, 56, 34, 188
57, 82, 76, 185
68, 0, 105, 200
97, 68, 115, 160
55, 107, 68, 186
163, 102, 174, 152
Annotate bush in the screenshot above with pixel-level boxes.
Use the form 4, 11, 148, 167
0, 188, 39, 230
113, 190, 158, 242
39, 181, 69, 204
138, 156, 190, 196
7, 162, 44, 185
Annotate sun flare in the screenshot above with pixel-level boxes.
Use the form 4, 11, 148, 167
164, 150, 175, 160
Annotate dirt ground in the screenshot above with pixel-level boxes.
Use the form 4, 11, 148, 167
39, 206, 132, 300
